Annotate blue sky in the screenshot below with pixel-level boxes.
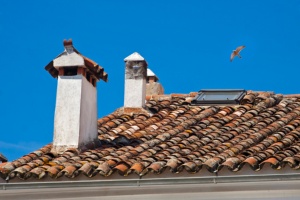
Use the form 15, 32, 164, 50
1, 0, 300, 161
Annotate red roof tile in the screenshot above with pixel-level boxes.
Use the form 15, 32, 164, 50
2, 91, 300, 181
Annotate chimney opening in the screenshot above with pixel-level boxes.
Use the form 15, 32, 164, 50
87, 72, 91, 81
91, 78, 96, 87
58, 68, 64, 76
85, 71, 97, 87
64, 67, 78, 76
77, 67, 86, 76
147, 76, 157, 83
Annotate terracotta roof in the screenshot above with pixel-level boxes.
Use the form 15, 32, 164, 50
2, 91, 300, 181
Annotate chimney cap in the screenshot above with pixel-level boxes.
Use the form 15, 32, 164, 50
147, 68, 159, 81
44, 39, 108, 82
147, 68, 156, 77
124, 52, 145, 62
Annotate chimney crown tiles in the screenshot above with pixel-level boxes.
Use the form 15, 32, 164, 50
63, 39, 75, 54
63, 39, 73, 47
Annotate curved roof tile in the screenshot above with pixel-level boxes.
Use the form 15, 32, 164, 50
3, 91, 300, 180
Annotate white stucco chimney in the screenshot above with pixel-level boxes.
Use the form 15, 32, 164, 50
45, 39, 108, 153
124, 52, 148, 108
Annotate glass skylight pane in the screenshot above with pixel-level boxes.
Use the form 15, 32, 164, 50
200, 92, 240, 100
192, 89, 246, 105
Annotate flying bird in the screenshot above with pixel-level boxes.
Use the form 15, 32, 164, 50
230, 45, 246, 62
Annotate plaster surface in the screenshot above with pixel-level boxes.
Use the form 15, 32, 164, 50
53, 74, 97, 152
124, 78, 146, 108
79, 75, 97, 146
146, 82, 164, 95
53, 51, 84, 68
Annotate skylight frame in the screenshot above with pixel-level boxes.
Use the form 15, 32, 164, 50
191, 89, 247, 105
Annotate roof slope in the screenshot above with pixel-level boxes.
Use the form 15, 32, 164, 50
1, 91, 300, 181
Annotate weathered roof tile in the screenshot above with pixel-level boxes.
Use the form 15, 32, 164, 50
3, 91, 300, 180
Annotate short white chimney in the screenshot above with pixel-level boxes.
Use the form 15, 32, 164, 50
146, 68, 164, 95
124, 52, 148, 108
45, 39, 108, 153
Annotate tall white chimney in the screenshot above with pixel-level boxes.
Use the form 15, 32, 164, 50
45, 39, 108, 153
124, 52, 148, 108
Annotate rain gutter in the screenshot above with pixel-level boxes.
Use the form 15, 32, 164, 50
2, 173, 300, 190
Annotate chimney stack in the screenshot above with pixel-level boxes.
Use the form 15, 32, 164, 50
45, 39, 108, 153
124, 52, 147, 108
146, 68, 164, 95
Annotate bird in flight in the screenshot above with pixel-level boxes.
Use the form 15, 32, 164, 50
230, 45, 246, 62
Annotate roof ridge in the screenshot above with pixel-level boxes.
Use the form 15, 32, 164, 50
145, 92, 197, 101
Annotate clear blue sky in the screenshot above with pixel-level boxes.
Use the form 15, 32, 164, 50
1, 0, 300, 161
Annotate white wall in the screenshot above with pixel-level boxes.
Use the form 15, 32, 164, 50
79, 75, 97, 146
53, 74, 97, 152
54, 75, 82, 149
124, 78, 146, 108
53, 50, 84, 67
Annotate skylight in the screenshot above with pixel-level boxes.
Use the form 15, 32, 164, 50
191, 89, 246, 105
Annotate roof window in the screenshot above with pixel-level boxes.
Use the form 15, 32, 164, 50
191, 89, 246, 105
